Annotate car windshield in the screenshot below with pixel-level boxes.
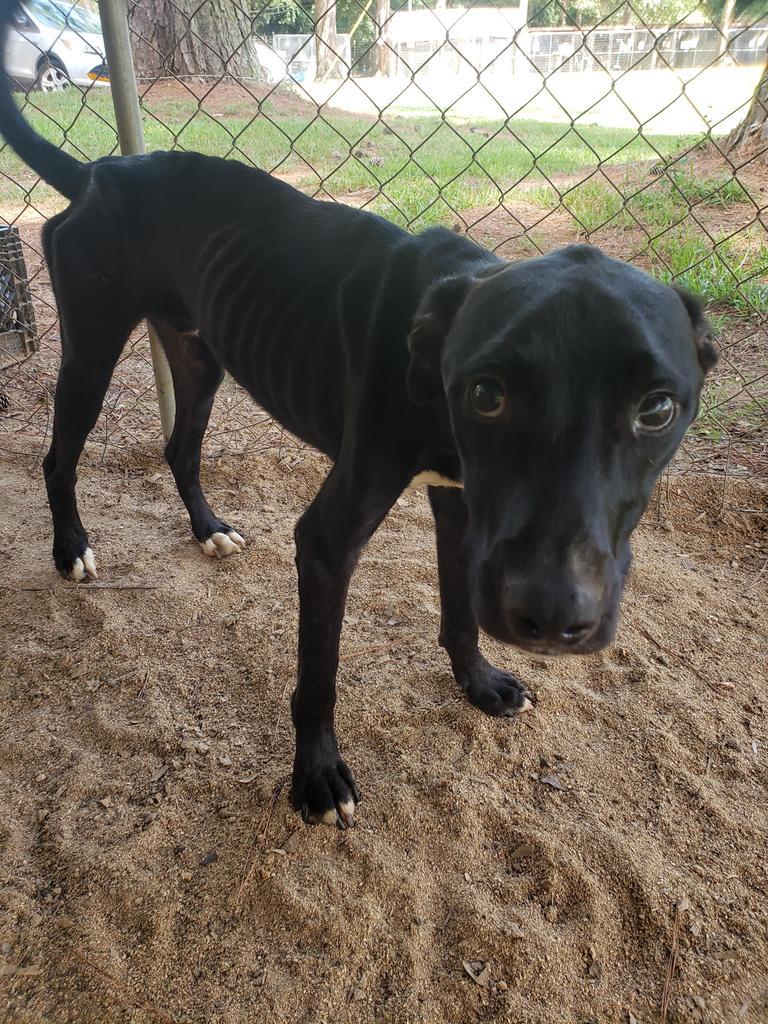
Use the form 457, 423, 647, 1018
23, 0, 102, 34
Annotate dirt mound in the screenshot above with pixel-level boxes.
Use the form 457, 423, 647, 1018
139, 77, 336, 122
1, 447, 766, 1024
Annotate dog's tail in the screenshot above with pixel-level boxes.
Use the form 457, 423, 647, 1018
0, 0, 87, 200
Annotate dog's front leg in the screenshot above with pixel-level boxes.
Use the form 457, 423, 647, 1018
429, 486, 533, 717
291, 461, 407, 828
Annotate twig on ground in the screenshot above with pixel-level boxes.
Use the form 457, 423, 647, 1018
3, 584, 158, 591
660, 899, 687, 1024
67, 948, 176, 1024
637, 625, 726, 691
342, 632, 418, 662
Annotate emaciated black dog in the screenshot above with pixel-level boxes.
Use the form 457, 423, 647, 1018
0, 5, 716, 827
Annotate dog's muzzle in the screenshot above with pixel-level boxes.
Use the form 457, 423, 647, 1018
473, 544, 627, 656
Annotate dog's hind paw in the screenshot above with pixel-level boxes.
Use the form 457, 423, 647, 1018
59, 546, 97, 582
201, 530, 246, 559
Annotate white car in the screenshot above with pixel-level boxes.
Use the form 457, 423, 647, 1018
6, 0, 108, 92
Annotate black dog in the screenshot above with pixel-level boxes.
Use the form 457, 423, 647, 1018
0, 11, 716, 827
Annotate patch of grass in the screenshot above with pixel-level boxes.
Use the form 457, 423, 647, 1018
668, 169, 749, 208
655, 233, 768, 314
692, 377, 767, 442
625, 181, 686, 232
560, 180, 625, 233
0, 87, 695, 228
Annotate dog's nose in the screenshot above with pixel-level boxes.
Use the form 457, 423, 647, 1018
504, 579, 602, 650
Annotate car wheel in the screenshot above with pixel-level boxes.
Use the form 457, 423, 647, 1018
36, 58, 70, 93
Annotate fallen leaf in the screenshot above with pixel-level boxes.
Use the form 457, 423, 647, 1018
283, 830, 301, 852
509, 843, 536, 861
200, 850, 218, 867
463, 960, 490, 986
588, 959, 603, 980
0, 965, 42, 977
540, 775, 565, 791
150, 765, 170, 784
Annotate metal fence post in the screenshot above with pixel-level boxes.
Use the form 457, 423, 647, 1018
98, 0, 176, 444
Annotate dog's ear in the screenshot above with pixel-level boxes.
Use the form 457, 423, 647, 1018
674, 287, 718, 374
406, 275, 478, 404
407, 276, 476, 404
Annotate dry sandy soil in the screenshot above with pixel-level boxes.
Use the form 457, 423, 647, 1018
1, 438, 767, 1024
0, 129, 766, 1024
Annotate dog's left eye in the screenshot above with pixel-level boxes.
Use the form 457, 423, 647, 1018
634, 392, 677, 433
468, 378, 507, 419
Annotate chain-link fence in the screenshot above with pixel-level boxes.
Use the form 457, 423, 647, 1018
0, 0, 765, 517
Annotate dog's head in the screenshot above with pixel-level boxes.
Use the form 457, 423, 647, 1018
408, 244, 717, 656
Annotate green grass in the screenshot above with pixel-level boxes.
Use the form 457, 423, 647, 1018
518, 168, 767, 313
692, 378, 767, 443
0, 87, 695, 231
656, 234, 768, 314
3, 87, 763, 318
524, 170, 752, 237
668, 168, 749, 208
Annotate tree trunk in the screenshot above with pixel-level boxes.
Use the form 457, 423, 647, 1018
129, 0, 257, 79
718, 0, 737, 59
315, 0, 339, 80
725, 57, 768, 150
374, 0, 394, 76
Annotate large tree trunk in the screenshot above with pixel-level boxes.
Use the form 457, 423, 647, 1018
315, 0, 339, 80
726, 57, 768, 150
374, 0, 394, 76
129, 0, 256, 79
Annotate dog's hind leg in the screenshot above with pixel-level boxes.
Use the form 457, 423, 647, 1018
428, 486, 534, 717
43, 291, 139, 580
151, 318, 245, 559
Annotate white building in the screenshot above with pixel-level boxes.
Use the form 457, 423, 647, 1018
387, 5, 529, 76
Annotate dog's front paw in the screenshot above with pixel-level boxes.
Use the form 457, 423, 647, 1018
458, 655, 534, 718
292, 736, 360, 829
54, 538, 97, 581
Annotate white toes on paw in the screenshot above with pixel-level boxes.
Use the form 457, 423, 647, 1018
318, 800, 356, 827
518, 697, 533, 714
201, 530, 246, 559
69, 547, 97, 582
226, 530, 246, 551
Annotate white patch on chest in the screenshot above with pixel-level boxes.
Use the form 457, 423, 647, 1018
408, 471, 463, 490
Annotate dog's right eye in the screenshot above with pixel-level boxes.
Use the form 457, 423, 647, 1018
468, 378, 507, 419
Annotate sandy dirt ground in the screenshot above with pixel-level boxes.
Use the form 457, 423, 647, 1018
1, 440, 767, 1024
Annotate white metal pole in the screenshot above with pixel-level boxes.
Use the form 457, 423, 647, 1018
98, 0, 176, 443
